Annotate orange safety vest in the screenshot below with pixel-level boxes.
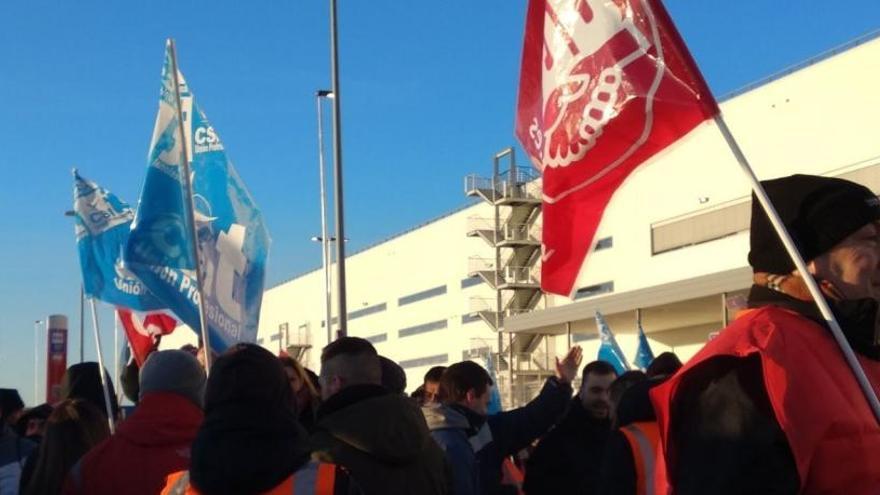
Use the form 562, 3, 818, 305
619, 421, 660, 495
161, 461, 338, 495
500, 457, 524, 495
651, 306, 880, 495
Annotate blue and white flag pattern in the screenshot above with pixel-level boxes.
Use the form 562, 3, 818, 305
73, 170, 163, 311
124, 41, 270, 352
484, 352, 504, 414
633, 322, 655, 370
595, 310, 630, 375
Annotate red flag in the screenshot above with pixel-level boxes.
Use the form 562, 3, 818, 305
117, 308, 177, 366
516, 0, 719, 295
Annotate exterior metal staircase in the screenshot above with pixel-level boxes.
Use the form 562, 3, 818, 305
464, 147, 552, 408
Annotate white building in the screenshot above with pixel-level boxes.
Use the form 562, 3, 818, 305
165, 33, 880, 407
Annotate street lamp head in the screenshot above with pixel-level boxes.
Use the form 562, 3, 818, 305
64, 210, 75, 217
316, 89, 334, 99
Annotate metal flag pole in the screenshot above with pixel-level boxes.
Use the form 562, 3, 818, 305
329, 0, 348, 337
316, 90, 334, 344
79, 285, 85, 362
88, 299, 116, 433
113, 312, 119, 394
167, 38, 213, 373
714, 113, 880, 424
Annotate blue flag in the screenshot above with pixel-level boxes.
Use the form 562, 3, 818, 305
484, 352, 504, 414
73, 170, 164, 311
124, 42, 270, 352
595, 311, 630, 375
633, 322, 655, 370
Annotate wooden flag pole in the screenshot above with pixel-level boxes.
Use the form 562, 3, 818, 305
167, 38, 212, 374
714, 113, 880, 424
88, 299, 116, 434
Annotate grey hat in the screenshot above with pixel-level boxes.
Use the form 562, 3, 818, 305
139, 350, 206, 408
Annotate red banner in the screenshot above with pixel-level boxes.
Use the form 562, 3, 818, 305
516, 0, 719, 295
117, 309, 177, 366
46, 315, 68, 403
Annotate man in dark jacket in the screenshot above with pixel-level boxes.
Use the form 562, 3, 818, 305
523, 360, 617, 495
63, 350, 206, 495
311, 337, 450, 495
427, 347, 581, 495
0, 392, 35, 495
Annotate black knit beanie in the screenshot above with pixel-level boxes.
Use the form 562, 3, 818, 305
749, 174, 880, 273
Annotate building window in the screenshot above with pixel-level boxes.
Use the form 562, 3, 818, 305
461, 313, 481, 325
321, 316, 339, 328
398, 319, 448, 338
574, 281, 614, 300
651, 200, 750, 254
349, 303, 387, 321
365, 333, 387, 344
399, 353, 449, 369
594, 236, 613, 251
399, 285, 447, 306
573, 333, 599, 343
256, 338, 264, 345
461, 277, 482, 289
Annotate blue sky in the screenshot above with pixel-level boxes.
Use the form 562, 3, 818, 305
1, 1, 878, 405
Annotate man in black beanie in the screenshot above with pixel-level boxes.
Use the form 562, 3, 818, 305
652, 174, 880, 494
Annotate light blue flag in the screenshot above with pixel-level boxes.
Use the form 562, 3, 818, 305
73, 170, 164, 311
124, 42, 270, 353
595, 311, 630, 375
484, 352, 504, 414
633, 322, 655, 370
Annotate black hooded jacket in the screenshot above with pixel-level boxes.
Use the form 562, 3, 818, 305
311, 384, 450, 495
190, 345, 326, 495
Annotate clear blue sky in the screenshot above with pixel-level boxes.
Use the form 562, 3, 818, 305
1, 1, 878, 405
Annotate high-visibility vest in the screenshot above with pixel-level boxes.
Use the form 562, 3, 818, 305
500, 457, 524, 495
619, 421, 660, 495
161, 461, 338, 495
651, 306, 880, 494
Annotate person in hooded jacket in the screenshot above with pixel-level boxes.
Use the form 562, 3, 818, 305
311, 337, 450, 495
652, 175, 880, 494
161, 343, 359, 495
62, 350, 206, 495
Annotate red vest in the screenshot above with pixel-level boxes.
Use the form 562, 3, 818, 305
620, 421, 660, 495
651, 306, 880, 494
161, 461, 338, 495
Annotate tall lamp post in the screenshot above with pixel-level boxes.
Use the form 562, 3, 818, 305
33, 319, 42, 403
64, 210, 86, 362
329, 0, 348, 337
315, 90, 334, 344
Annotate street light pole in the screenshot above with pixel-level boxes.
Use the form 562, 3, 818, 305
329, 0, 348, 337
64, 210, 86, 363
34, 320, 42, 403
316, 90, 334, 345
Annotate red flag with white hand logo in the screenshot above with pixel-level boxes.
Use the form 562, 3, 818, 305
515, 0, 719, 295
117, 308, 177, 366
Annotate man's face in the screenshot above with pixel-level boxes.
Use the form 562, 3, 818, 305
463, 386, 492, 416
811, 222, 880, 301
423, 381, 440, 404
318, 361, 343, 401
579, 372, 616, 419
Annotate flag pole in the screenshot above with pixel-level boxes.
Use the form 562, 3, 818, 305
88, 298, 116, 433
167, 38, 212, 374
714, 113, 880, 423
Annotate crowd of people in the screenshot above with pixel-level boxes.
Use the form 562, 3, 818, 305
3, 173, 880, 494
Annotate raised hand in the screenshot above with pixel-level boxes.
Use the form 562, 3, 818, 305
555, 346, 583, 384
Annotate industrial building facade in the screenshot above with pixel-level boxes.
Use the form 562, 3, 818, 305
164, 33, 880, 407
